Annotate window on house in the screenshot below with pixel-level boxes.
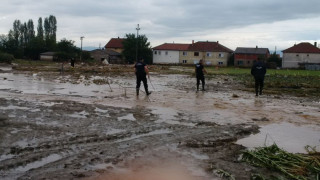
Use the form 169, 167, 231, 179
154, 51, 157, 55
159, 51, 161, 55
248, 61, 250, 64
183, 51, 188, 56
165, 51, 168, 55
194, 52, 199, 56
182, 60, 187, 63
206, 52, 212, 57
219, 53, 224, 58
296, 54, 299, 57
218, 62, 223, 65
238, 61, 243, 65
307, 54, 309, 57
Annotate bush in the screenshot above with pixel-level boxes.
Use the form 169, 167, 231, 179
0, 52, 15, 63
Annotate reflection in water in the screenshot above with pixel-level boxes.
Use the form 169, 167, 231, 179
236, 122, 320, 153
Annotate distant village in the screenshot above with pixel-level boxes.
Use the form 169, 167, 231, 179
41, 37, 320, 69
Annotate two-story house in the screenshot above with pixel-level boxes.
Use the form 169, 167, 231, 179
153, 43, 190, 64
282, 42, 320, 68
234, 47, 270, 67
153, 41, 233, 66
183, 41, 233, 66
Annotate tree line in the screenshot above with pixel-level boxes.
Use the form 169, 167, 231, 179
0, 15, 82, 62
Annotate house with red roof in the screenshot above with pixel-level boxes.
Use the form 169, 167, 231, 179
186, 41, 233, 66
153, 43, 190, 64
104, 37, 125, 53
153, 41, 233, 66
282, 42, 320, 68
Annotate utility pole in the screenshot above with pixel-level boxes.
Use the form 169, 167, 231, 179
136, 24, 140, 62
80, 36, 85, 61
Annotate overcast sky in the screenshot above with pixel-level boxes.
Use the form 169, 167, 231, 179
1, 0, 320, 52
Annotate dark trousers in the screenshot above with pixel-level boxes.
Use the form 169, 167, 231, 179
136, 74, 148, 93
255, 78, 264, 95
197, 76, 205, 90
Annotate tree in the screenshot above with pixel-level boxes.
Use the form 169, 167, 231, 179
122, 33, 152, 64
55, 38, 80, 61
37, 17, 44, 40
44, 15, 57, 50
267, 52, 282, 68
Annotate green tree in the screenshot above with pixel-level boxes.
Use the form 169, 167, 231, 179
37, 17, 44, 40
267, 52, 282, 68
44, 15, 57, 50
55, 38, 80, 61
122, 33, 152, 64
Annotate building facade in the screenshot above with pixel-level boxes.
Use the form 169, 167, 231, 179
234, 47, 270, 67
153, 43, 189, 64
153, 41, 233, 66
282, 42, 320, 68
104, 38, 125, 53
181, 41, 233, 66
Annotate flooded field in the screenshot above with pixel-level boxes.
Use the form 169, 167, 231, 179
0, 64, 319, 179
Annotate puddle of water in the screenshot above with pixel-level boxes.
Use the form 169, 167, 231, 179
0, 154, 14, 162
105, 128, 125, 135
117, 114, 136, 121
68, 110, 89, 118
95, 107, 109, 114
236, 122, 320, 153
14, 154, 63, 172
1, 105, 30, 110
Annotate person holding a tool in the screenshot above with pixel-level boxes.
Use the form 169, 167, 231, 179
134, 58, 151, 96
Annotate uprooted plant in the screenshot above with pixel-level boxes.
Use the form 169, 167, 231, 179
241, 144, 320, 180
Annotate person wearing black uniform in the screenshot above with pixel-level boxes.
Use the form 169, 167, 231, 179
251, 58, 267, 96
70, 58, 75, 67
134, 59, 151, 96
195, 59, 207, 91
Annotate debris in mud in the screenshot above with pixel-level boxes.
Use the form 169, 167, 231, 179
241, 144, 320, 180
232, 94, 239, 98
251, 117, 269, 122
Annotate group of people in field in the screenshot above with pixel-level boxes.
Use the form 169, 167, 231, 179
134, 58, 266, 97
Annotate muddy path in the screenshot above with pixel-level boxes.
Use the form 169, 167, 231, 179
0, 66, 319, 179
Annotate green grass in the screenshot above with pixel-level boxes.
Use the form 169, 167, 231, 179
205, 67, 320, 76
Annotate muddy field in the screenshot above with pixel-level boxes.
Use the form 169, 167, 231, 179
0, 64, 319, 180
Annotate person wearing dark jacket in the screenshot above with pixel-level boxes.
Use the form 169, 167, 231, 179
195, 59, 207, 91
134, 59, 151, 96
251, 58, 267, 96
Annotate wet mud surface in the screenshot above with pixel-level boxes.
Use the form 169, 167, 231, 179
0, 65, 319, 179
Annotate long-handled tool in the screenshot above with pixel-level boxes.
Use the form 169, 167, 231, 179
148, 75, 155, 91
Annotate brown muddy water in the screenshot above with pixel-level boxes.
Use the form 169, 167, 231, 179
0, 65, 319, 179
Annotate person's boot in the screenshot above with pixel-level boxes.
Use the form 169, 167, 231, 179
202, 84, 205, 91
145, 87, 151, 96
136, 88, 139, 96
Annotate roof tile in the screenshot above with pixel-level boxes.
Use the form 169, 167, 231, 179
105, 38, 125, 49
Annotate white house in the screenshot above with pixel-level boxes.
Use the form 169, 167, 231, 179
40, 52, 56, 61
152, 43, 189, 64
282, 42, 320, 68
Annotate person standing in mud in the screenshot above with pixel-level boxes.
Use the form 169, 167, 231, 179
195, 59, 207, 91
251, 57, 267, 96
70, 58, 75, 68
134, 58, 151, 96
